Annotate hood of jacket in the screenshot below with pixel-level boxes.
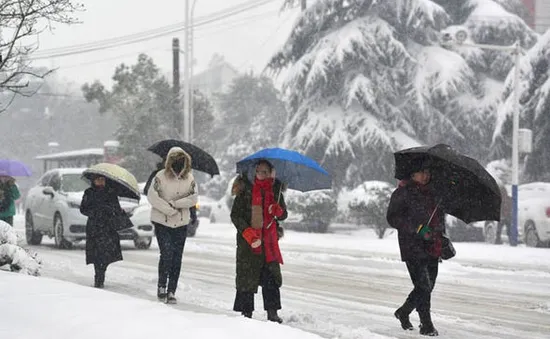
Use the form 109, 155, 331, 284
165, 147, 192, 179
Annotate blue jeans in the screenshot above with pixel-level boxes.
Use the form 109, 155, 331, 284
154, 222, 188, 293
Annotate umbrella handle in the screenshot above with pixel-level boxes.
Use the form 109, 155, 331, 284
426, 199, 442, 226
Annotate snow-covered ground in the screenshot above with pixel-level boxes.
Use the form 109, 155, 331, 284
4, 214, 550, 338
0, 271, 323, 339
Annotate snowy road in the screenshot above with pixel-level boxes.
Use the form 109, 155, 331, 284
13, 217, 550, 339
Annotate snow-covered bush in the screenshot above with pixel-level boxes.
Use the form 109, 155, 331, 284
347, 181, 394, 239
286, 190, 337, 232
0, 221, 41, 276
0, 221, 19, 245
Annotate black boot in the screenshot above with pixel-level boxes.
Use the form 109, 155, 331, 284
241, 311, 253, 318
267, 309, 283, 324
166, 291, 177, 304
419, 311, 438, 336
157, 286, 167, 301
94, 273, 104, 288
394, 307, 414, 330
420, 324, 439, 336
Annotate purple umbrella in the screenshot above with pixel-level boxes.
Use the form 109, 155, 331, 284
0, 160, 32, 177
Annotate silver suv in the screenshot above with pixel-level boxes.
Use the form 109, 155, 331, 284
24, 168, 154, 249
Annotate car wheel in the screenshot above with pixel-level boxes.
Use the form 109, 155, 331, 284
525, 221, 542, 248
25, 211, 43, 245
134, 236, 152, 249
484, 221, 497, 244
54, 213, 72, 249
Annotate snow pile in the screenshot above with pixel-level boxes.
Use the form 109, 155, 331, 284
0, 221, 19, 245
0, 221, 41, 276
0, 271, 324, 339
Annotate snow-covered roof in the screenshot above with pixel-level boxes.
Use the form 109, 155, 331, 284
46, 168, 87, 175
103, 140, 120, 147
36, 148, 104, 160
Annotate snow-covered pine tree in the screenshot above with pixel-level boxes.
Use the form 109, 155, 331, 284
492, 30, 550, 181
270, 0, 450, 188
432, 0, 537, 160
270, 0, 535, 189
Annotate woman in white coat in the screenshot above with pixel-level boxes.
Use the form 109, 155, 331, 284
147, 147, 198, 304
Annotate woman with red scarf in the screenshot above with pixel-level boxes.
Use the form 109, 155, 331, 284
230, 160, 287, 323
386, 161, 443, 337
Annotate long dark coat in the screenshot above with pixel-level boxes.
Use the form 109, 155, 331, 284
80, 186, 123, 265
230, 175, 287, 293
386, 181, 445, 262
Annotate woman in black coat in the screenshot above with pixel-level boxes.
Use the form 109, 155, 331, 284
80, 175, 124, 288
386, 164, 443, 337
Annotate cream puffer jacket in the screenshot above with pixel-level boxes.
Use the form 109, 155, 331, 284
147, 147, 198, 228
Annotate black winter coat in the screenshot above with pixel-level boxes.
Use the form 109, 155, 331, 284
230, 175, 287, 293
80, 187, 123, 265
386, 182, 445, 262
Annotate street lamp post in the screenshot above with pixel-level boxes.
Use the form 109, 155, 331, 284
189, 0, 197, 142
183, 0, 190, 142
442, 31, 522, 246
183, 0, 198, 143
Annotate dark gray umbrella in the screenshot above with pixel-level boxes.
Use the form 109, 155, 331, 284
394, 144, 502, 223
147, 139, 220, 177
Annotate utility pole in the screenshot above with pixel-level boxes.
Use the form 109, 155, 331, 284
189, 0, 198, 142
301, 0, 306, 11
510, 41, 522, 247
183, 0, 191, 142
172, 38, 181, 134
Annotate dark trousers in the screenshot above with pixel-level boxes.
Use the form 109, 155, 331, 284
233, 265, 281, 312
496, 221, 510, 243
154, 223, 187, 293
400, 259, 439, 324
0, 216, 13, 226
94, 263, 108, 285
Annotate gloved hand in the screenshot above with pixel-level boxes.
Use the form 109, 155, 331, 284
242, 227, 262, 250
416, 224, 432, 241
167, 201, 180, 216
268, 203, 285, 218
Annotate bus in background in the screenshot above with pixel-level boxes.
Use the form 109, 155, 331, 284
36, 140, 123, 173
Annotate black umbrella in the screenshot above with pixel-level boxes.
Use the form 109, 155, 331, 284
147, 139, 220, 177
394, 144, 501, 224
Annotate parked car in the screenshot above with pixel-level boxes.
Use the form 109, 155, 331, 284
25, 168, 154, 249
209, 194, 233, 224
209, 177, 237, 224
445, 215, 484, 242
514, 182, 550, 247
196, 195, 216, 219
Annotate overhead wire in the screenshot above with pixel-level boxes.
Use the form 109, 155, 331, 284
30, 0, 279, 60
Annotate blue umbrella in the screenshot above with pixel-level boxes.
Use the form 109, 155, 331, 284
236, 148, 331, 192
0, 159, 32, 177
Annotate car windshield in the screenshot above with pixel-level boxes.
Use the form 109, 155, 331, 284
61, 173, 89, 193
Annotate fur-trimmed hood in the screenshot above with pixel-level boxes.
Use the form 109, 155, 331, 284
165, 147, 192, 179
231, 174, 286, 196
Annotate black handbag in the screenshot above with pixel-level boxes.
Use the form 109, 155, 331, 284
441, 234, 456, 260
111, 212, 134, 231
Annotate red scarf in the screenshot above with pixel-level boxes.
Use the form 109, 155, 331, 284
252, 178, 283, 264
